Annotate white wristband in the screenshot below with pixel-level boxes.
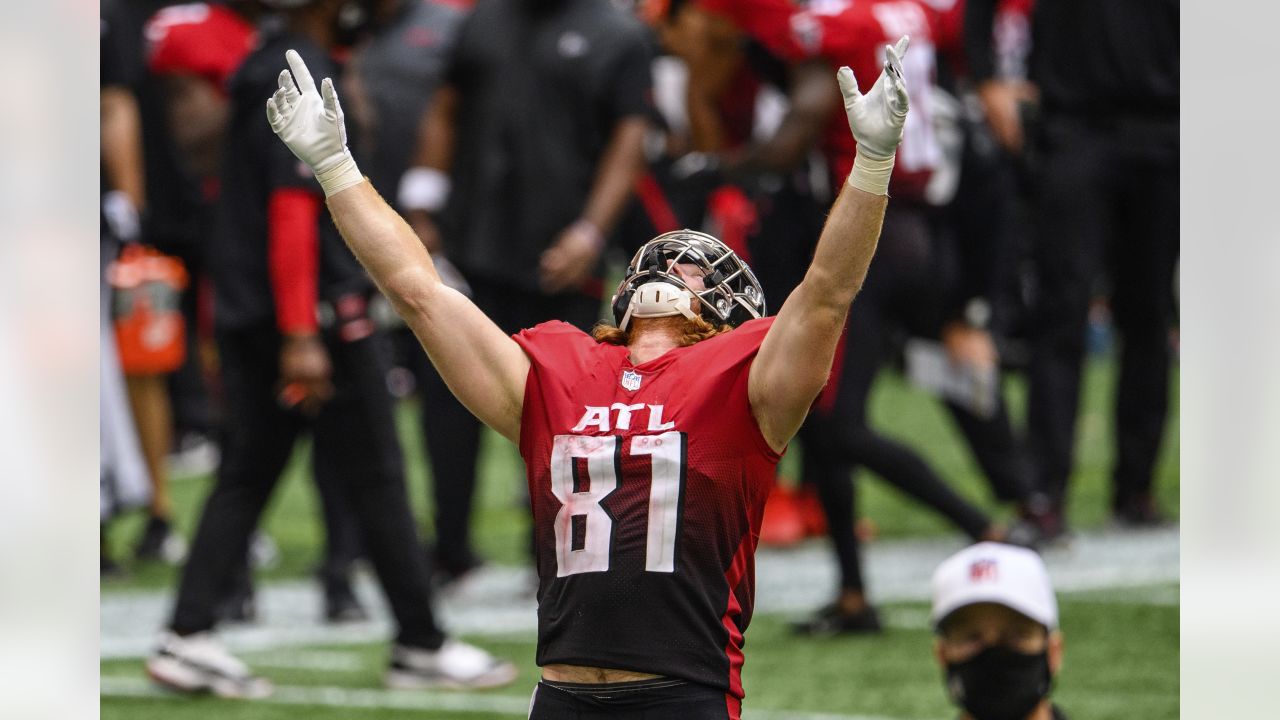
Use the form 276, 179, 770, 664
398, 166, 451, 212
315, 155, 365, 197
846, 152, 895, 196
569, 218, 605, 251
102, 190, 141, 242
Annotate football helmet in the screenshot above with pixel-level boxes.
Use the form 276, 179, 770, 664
611, 229, 766, 330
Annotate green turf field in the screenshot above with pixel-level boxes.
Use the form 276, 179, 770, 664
101, 352, 1180, 719
102, 595, 1179, 720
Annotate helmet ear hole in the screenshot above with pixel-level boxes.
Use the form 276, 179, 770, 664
611, 288, 635, 327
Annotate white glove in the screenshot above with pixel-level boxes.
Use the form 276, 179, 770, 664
837, 35, 910, 195
265, 49, 364, 197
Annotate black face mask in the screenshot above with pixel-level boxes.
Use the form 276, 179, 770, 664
945, 645, 1052, 720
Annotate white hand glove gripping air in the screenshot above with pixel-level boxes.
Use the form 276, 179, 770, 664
265, 50, 364, 197
837, 35, 910, 196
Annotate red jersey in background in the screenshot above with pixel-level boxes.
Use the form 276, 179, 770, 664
699, 0, 943, 201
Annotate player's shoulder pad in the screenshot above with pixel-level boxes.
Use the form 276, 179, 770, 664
685, 315, 776, 366
511, 320, 600, 371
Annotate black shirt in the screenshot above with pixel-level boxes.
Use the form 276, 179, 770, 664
100, 0, 142, 91
965, 0, 1178, 119
102, 0, 210, 257
212, 26, 370, 330
440, 0, 653, 291
351, 0, 468, 202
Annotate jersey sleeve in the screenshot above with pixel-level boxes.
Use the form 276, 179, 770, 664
512, 321, 603, 381
690, 316, 776, 367
690, 317, 782, 461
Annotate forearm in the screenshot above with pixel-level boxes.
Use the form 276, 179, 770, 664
267, 49, 528, 438
101, 87, 146, 209
326, 182, 443, 312
579, 117, 648, 235
416, 85, 457, 171
684, 20, 742, 153
803, 180, 888, 311
328, 181, 526, 441
749, 177, 888, 449
750, 39, 907, 449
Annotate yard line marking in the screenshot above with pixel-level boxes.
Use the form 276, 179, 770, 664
248, 649, 366, 671
102, 527, 1178, 660
101, 675, 532, 715
99, 676, 941, 720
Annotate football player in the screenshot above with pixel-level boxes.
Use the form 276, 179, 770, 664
265, 32, 908, 718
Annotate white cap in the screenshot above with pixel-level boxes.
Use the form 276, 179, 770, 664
930, 542, 1058, 630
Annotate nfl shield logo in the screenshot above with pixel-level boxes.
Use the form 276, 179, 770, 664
621, 370, 642, 392
969, 559, 998, 583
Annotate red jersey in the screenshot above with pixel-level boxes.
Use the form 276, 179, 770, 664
513, 317, 781, 716
699, 0, 943, 201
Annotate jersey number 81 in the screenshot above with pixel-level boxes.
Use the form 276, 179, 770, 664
549, 432, 685, 577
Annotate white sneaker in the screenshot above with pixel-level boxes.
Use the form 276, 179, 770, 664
385, 640, 519, 690
145, 631, 273, 699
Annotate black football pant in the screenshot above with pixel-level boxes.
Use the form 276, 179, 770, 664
412, 274, 603, 573
529, 679, 732, 720
1026, 115, 1178, 514
409, 339, 484, 577
170, 324, 445, 649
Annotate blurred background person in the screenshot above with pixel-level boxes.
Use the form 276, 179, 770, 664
144, 1, 270, 483
138, 0, 269, 622
100, 0, 155, 575
927, 0, 1059, 538
965, 0, 1179, 530
142, 0, 379, 623
344, 0, 477, 587
100, 0, 195, 569
399, 0, 654, 574
931, 542, 1068, 720
146, 0, 516, 696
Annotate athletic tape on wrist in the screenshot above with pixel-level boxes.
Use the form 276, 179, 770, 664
398, 167, 451, 212
315, 155, 365, 197
846, 152, 895, 196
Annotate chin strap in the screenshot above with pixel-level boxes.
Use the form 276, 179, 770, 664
618, 281, 697, 331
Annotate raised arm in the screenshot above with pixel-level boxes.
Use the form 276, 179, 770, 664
266, 50, 528, 443
749, 37, 911, 452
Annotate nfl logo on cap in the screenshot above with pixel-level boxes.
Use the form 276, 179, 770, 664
930, 542, 1059, 630
621, 370, 642, 391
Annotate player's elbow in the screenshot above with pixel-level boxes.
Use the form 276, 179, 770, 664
799, 268, 862, 317
382, 266, 441, 322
